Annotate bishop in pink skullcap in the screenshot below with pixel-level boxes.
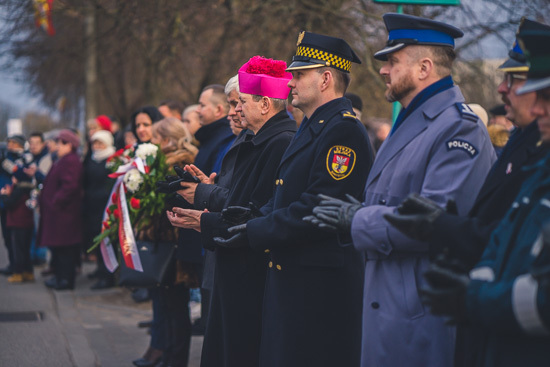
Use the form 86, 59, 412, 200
238, 56, 292, 99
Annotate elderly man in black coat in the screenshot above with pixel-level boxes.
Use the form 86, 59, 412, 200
167, 55, 297, 367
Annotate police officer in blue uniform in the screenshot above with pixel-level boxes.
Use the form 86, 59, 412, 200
216, 32, 374, 367
305, 13, 496, 367
417, 23, 550, 367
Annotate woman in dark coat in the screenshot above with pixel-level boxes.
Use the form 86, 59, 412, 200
82, 130, 116, 289
38, 129, 83, 290
133, 117, 199, 367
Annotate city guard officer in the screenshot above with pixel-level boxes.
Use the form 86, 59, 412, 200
216, 32, 374, 367
306, 13, 496, 367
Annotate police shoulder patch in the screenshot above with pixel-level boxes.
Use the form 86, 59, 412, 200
326, 145, 356, 180
455, 103, 479, 123
446, 139, 478, 158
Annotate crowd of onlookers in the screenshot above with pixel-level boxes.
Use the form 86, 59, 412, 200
0, 89, 516, 367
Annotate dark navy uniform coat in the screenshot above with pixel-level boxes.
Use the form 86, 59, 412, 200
432, 120, 549, 269
351, 86, 496, 367
428, 120, 549, 367
467, 153, 550, 367
247, 97, 374, 367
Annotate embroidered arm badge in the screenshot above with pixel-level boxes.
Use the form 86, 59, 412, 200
326, 145, 356, 180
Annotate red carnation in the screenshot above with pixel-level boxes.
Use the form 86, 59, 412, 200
102, 220, 110, 229
113, 208, 121, 218
145, 166, 150, 174
130, 197, 141, 209
246, 56, 287, 78
114, 148, 124, 157
111, 192, 118, 203
106, 207, 112, 215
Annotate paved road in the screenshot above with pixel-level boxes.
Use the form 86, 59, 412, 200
0, 237, 203, 367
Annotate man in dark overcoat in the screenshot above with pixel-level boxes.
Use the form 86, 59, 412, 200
168, 56, 297, 367
216, 33, 374, 367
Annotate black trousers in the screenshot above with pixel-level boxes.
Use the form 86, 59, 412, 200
11, 228, 33, 273
157, 284, 192, 367
0, 209, 14, 269
50, 245, 78, 285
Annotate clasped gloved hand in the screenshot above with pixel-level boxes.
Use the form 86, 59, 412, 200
156, 166, 201, 193
221, 202, 263, 226
213, 224, 248, 248
531, 221, 550, 289
303, 194, 362, 234
420, 257, 470, 325
383, 193, 457, 242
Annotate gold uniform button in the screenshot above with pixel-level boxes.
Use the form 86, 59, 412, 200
279, 179, 283, 185
264, 249, 270, 253
269, 261, 273, 268
276, 264, 282, 271
275, 179, 279, 185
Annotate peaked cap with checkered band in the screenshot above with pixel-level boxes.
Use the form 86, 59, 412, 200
286, 31, 361, 73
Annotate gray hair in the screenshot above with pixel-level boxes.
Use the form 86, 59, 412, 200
225, 75, 239, 95
183, 104, 199, 117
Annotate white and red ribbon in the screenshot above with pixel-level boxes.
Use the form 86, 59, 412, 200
117, 184, 143, 272
108, 157, 146, 178
99, 184, 119, 273
100, 156, 147, 273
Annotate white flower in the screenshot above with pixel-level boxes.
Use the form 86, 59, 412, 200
135, 143, 158, 160
123, 168, 144, 193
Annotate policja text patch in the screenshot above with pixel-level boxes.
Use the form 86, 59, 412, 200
446, 139, 478, 158
326, 145, 356, 180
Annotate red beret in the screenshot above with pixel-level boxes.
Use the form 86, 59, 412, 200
96, 115, 113, 132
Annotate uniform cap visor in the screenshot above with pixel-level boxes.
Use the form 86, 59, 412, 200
517, 77, 550, 95
286, 60, 326, 71
374, 43, 406, 61
498, 57, 529, 72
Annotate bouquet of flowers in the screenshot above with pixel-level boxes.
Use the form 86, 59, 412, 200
89, 143, 171, 272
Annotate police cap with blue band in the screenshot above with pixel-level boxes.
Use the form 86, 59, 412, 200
515, 21, 550, 95
499, 19, 550, 73
516, 29, 550, 94
286, 31, 362, 73
374, 13, 463, 61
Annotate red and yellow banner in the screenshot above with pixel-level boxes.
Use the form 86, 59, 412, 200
32, 0, 55, 36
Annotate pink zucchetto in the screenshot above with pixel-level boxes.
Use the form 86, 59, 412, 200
238, 56, 292, 100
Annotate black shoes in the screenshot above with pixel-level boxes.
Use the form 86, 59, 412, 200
133, 347, 163, 367
90, 278, 115, 290
0, 266, 13, 276
44, 277, 74, 291
138, 320, 153, 328
131, 288, 151, 303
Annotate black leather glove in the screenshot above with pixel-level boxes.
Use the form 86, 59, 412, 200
221, 202, 263, 226
420, 259, 470, 325
213, 224, 248, 248
303, 193, 362, 234
531, 221, 550, 289
383, 193, 457, 242
156, 166, 200, 193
